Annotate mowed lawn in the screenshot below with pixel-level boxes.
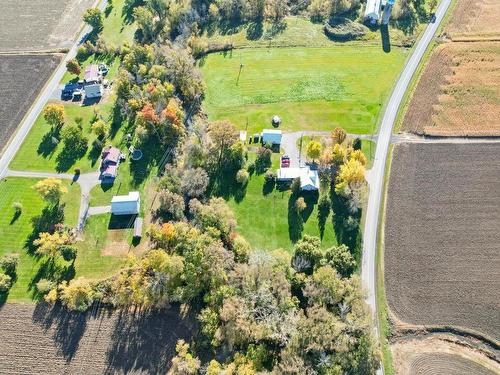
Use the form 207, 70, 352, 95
101, 0, 137, 47
200, 46, 407, 134
227, 155, 337, 252
0, 178, 80, 302
10, 102, 127, 173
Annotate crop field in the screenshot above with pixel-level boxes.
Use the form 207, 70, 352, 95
401, 42, 500, 136
0, 178, 80, 302
0, 0, 95, 51
200, 46, 407, 135
384, 143, 500, 342
0, 303, 195, 374
407, 354, 497, 375
445, 0, 500, 40
0, 55, 61, 154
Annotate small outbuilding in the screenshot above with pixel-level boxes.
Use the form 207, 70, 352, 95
111, 192, 140, 215
133, 217, 143, 238
262, 129, 282, 145
84, 83, 103, 99
364, 0, 382, 23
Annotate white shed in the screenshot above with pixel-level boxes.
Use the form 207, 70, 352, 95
84, 83, 103, 99
364, 0, 382, 22
262, 129, 282, 145
111, 192, 140, 215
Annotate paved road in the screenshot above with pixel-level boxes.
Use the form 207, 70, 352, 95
0, 0, 107, 180
360, 0, 453, 372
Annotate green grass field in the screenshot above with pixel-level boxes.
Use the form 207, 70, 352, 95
200, 46, 407, 135
0, 178, 80, 302
74, 214, 127, 280
10, 102, 129, 174
102, 0, 137, 47
227, 154, 337, 252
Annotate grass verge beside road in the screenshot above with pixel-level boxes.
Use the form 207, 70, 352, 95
376, 145, 394, 375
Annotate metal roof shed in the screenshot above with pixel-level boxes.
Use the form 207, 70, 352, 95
262, 129, 282, 145
111, 192, 140, 215
364, 0, 382, 22
133, 217, 143, 238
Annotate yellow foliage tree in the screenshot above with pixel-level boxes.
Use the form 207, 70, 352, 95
335, 158, 365, 195
331, 143, 348, 165
306, 140, 322, 162
43, 104, 65, 129
33, 178, 67, 204
350, 149, 367, 166
59, 278, 95, 312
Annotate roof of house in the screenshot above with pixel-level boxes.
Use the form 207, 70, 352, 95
102, 164, 118, 177
102, 146, 121, 164
276, 167, 320, 191
111, 191, 140, 204
262, 129, 282, 135
84, 64, 100, 82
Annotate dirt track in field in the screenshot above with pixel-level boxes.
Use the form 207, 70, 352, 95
392, 336, 500, 375
0, 303, 196, 375
0, 55, 62, 154
0, 0, 95, 52
385, 143, 500, 342
401, 42, 500, 136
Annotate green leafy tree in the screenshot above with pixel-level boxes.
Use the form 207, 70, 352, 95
0, 273, 12, 292
306, 140, 322, 162
83, 8, 104, 32
66, 59, 81, 76
91, 119, 110, 139
0, 253, 19, 275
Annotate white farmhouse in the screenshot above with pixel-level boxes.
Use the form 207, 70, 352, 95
276, 167, 320, 191
262, 129, 282, 145
111, 192, 140, 215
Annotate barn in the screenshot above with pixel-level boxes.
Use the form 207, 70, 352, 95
111, 192, 140, 215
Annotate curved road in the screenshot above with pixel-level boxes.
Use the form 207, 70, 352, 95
361, 0, 453, 372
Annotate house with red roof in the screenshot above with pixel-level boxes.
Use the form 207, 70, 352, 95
101, 146, 122, 179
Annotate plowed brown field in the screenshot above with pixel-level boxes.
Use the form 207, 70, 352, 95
0, 55, 62, 153
0, 303, 196, 374
385, 143, 500, 342
401, 42, 500, 136
0, 0, 95, 52
408, 354, 497, 375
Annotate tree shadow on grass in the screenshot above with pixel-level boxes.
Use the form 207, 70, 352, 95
29, 259, 75, 300
37, 129, 60, 158
56, 143, 88, 173
380, 24, 391, 53
10, 210, 21, 225
105, 305, 197, 375
247, 21, 264, 40
25, 204, 65, 255
330, 190, 362, 261
288, 193, 303, 243
88, 139, 104, 168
